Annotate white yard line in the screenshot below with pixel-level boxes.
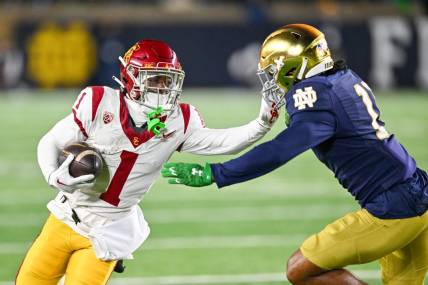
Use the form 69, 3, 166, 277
107, 270, 381, 285
0, 204, 356, 227
107, 273, 288, 285
152, 180, 339, 197
0, 234, 308, 254
0, 270, 381, 285
0, 183, 345, 205
143, 234, 307, 250
145, 204, 355, 223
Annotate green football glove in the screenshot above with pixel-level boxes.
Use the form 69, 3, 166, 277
161, 162, 213, 187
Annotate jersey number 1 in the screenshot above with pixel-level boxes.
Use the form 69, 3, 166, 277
353, 82, 390, 140
100, 151, 139, 206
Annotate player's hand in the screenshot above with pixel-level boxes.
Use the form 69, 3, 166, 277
257, 96, 280, 129
161, 162, 213, 187
48, 154, 95, 193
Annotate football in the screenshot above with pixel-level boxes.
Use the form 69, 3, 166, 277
58, 142, 103, 178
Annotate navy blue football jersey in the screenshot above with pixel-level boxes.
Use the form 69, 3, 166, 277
212, 68, 427, 218
289, 70, 416, 204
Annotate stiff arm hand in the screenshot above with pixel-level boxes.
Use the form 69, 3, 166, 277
161, 162, 213, 187
257, 97, 280, 129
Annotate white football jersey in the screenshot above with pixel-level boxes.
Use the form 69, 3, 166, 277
39, 86, 268, 241
64, 86, 205, 212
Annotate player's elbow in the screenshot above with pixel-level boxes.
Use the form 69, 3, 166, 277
37, 132, 54, 155
36, 133, 59, 182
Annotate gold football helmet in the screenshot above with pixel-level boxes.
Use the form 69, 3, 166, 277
257, 24, 334, 108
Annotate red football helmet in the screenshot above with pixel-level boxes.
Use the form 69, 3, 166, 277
115, 40, 185, 112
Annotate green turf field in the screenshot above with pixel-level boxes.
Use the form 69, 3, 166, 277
0, 89, 427, 285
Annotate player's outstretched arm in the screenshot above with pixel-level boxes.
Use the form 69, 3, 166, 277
180, 97, 279, 156
162, 111, 336, 188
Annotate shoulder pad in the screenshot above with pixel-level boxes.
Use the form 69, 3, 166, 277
102, 86, 119, 96
182, 103, 206, 133
72, 86, 108, 138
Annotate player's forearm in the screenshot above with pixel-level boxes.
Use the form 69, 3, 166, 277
37, 131, 61, 182
181, 119, 269, 155
211, 119, 335, 188
37, 115, 85, 182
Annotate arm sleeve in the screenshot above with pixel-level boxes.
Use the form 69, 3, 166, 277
211, 111, 336, 188
37, 87, 94, 183
37, 114, 87, 182
180, 105, 269, 155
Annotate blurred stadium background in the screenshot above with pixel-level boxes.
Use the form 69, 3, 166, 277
0, 0, 427, 284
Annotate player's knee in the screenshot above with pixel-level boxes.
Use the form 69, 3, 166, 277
286, 263, 302, 284
286, 267, 299, 284
15, 265, 32, 285
15, 271, 44, 285
16, 262, 62, 285
286, 250, 305, 284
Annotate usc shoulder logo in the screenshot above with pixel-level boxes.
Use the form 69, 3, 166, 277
123, 43, 140, 64
103, 111, 114, 124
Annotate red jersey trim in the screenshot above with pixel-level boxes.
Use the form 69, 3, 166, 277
194, 107, 206, 128
72, 109, 89, 138
179, 103, 191, 134
90, 86, 105, 122
119, 94, 160, 148
74, 91, 87, 110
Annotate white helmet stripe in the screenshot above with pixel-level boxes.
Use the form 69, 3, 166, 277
305, 57, 334, 78
297, 57, 308, 80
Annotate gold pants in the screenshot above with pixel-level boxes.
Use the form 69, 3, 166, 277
16, 214, 117, 285
301, 209, 428, 285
